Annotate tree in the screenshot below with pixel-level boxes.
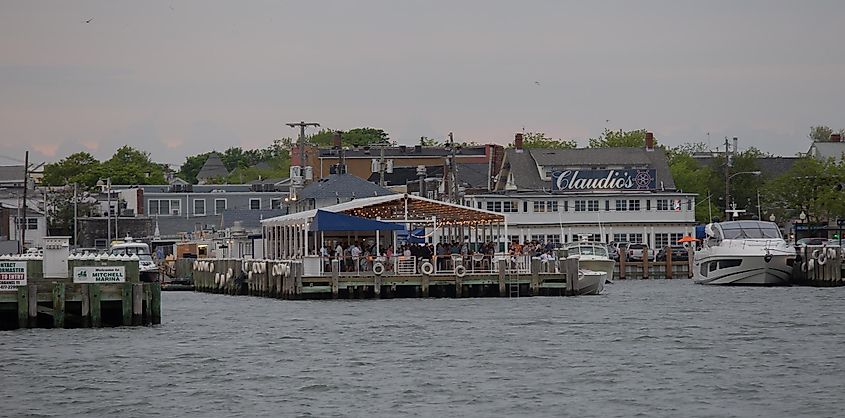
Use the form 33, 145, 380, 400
46, 186, 97, 239
520, 132, 577, 149
310, 127, 392, 147
667, 149, 719, 223
41, 152, 102, 187
761, 156, 845, 225
588, 128, 649, 148
100, 146, 166, 185
419, 136, 442, 146
808, 126, 844, 142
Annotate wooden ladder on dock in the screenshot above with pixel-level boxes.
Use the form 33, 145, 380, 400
508, 260, 520, 298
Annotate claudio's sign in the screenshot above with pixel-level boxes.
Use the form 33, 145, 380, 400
552, 169, 656, 192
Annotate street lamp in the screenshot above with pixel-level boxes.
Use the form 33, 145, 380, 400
725, 170, 762, 219
96, 177, 112, 244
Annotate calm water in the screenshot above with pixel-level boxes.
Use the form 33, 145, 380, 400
2, 280, 845, 417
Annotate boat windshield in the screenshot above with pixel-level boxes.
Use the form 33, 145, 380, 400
568, 244, 609, 257
111, 245, 151, 256
719, 221, 782, 240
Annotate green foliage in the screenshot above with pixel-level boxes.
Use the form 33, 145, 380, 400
808, 126, 845, 142
100, 146, 166, 185
667, 150, 718, 223
761, 157, 845, 223
419, 136, 442, 146
588, 129, 649, 148
310, 127, 392, 147
46, 186, 97, 237
41, 152, 102, 187
520, 132, 577, 149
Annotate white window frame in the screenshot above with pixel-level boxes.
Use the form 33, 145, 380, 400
193, 199, 206, 216
214, 198, 227, 215
149, 199, 181, 216
249, 198, 261, 210
270, 198, 282, 210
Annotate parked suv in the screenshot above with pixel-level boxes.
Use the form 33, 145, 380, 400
627, 243, 655, 261
609, 242, 629, 260
655, 244, 689, 261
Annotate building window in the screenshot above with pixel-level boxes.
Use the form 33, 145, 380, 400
655, 233, 669, 248
15, 217, 38, 230
629, 200, 641, 211
686, 200, 692, 210
533, 201, 558, 212
646, 200, 651, 210
563, 201, 569, 212
193, 199, 206, 216
271, 198, 282, 210
149, 199, 181, 216
670, 233, 684, 244
486, 201, 502, 212
249, 198, 261, 210
548, 201, 558, 212
575, 200, 587, 212
605, 200, 610, 211
657, 199, 669, 211
615, 200, 628, 211
502, 201, 518, 213
534, 201, 545, 212
214, 198, 227, 215
588, 200, 599, 211
629, 233, 644, 243
613, 233, 628, 243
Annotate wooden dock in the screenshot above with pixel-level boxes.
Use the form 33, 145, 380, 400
191, 257, 591, 299
0, 258, 162, 330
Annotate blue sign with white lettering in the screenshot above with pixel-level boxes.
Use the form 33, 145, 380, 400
551, 169, 657, 192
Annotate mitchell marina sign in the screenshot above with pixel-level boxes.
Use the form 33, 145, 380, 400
552, 169, 657, 192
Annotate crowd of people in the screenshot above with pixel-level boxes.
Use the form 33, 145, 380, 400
319, 238, 561, 273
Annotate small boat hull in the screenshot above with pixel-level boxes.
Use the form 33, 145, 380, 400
575, 270, 606, 295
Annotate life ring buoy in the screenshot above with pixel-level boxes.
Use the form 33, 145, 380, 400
373, 262, 385, 275
818, 250, 827, 266
193, 261, 198, 270
454, 264, 467, 278
209, 263, 215, 272
420, 262, 434, 275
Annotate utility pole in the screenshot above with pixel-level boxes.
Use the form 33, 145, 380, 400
73, 183, 78, 247
447, 132, 460, 203
379, 145, 386, 187
724, 137, 731, 219
286, 121, 320, 199
20, 151, 28, 253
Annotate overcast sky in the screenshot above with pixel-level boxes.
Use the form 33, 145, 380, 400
2, 0, 843, 168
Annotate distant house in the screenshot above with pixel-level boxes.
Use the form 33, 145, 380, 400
0, 165, 47, 251
806, 133, 845, 161
196, 153, 229, 184
293, 174, 395, 213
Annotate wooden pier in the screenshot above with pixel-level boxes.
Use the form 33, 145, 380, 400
0, 257, 161, 330
190, 257, 593, 299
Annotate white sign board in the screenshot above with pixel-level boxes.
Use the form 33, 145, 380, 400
0, 261, 27, 291
73, 266, 126, 283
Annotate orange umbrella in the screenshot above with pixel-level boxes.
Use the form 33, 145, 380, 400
676, 235, 699, 243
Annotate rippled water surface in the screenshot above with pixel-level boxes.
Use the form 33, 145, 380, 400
3, 280, 845, 417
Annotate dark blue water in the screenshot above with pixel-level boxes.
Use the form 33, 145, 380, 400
2, 280, 844, 417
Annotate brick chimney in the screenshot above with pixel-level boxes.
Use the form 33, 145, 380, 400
332, 132, 342, 149
514, 133, 524, 152
645, 132, 655, 151
831, 133, 842, 142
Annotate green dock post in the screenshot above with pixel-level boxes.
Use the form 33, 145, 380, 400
144, 283, 152, 325
89, 284, 102, 327
17, 286, 28, 329
52, 282, 65, 328
132, 283, 143, 325
122, 283, 133, 326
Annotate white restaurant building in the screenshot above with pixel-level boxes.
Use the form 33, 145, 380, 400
463, 134, 697, 249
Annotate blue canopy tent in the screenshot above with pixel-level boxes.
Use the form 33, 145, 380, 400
310, 210, 405, 232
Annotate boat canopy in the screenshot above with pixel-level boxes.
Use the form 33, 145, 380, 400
310, 210, 405, 232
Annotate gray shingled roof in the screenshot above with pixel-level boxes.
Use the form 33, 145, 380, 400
300, 174, 395, 199
455, 163, 491, 189
0, 165, 25, 183
808, 142, 845, 160
196, 153, 229, 181
319, 145, 487, 158
503, 147, 676, 191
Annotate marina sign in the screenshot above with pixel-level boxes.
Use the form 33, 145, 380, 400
551, 169, 657, 192
0, 261, 27, 291
73, 266, 126, 283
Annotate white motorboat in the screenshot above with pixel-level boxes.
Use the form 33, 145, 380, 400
693, 220, 795, 286
563, 241, 615, 283
110, 238, 159, 282
575, 268, 606, 295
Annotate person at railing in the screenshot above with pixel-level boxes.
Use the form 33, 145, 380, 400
436, 243, 447, 271
384, 246, 394, 271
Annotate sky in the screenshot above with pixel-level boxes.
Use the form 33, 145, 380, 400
1, 0, 844, 168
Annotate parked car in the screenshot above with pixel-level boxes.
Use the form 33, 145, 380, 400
655, 244, 689, 261
609, 242, 629, 260
797, 237, 828, 246
627, 243, 655, 261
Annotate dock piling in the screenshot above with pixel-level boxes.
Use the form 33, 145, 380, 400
52, 282, 65, 328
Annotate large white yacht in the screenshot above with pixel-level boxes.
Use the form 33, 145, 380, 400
693, 220, 795, 286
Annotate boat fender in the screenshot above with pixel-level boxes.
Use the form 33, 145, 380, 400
227, 268, 233, 278
248, 271, 253, 281
828, 247, 838, 261
209, 263, 215, 273
193, 261, 198, 271
420, 262, 434, 275
251, 263, 258, 274
259, 263, 266, 274
818, 250, 827, 266
454, 264, 467, 278
812, 249, 820, 260
274, 264, 281, 276
373, 262, 385, 275
282, 264, 289, 277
